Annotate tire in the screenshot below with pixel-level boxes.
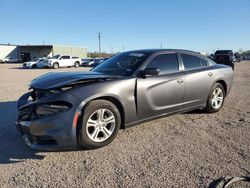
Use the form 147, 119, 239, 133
53, 63, 59, 69
78, 100, 121, 149
74, 61, 80, 68
204, 83, 225, 113
32, 64, 37, 69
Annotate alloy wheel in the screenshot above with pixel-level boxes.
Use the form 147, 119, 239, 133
86, 109, 116, 142
211, 88, 224, 109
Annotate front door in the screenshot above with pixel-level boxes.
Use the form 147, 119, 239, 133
137, 53, 185, 120
60, 55, 71, 67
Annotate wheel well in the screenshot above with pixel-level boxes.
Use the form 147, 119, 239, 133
216, 80, 227, 96
79, 97, 125, 129
75, 61, 80, 64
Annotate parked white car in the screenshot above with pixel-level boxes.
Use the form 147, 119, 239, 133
23, 58, 45, 68
0, 57, 20, 63
42, 55, 81, 69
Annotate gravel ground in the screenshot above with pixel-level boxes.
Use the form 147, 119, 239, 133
0, 62, 249, 188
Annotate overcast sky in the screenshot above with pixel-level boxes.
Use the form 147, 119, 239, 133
0, 0, 249, 53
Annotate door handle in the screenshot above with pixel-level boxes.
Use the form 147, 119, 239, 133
177, 79, 184, 84
208, 72, 213, 77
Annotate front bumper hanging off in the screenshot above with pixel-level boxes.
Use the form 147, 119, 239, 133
16, 91, 80, 150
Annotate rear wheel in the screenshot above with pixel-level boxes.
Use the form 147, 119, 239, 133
78, 100, 121, 149
74, 61, 80, 68
204, 83, 225, 113
53, 63, 59, 69
32, 64, 37, 69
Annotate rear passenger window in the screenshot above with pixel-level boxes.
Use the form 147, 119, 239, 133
181, 54, 207, 70
146, 53, 179, 75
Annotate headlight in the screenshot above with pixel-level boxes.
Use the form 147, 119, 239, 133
35, 101, 72, 117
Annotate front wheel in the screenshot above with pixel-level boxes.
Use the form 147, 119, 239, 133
78, 100, 121, 149
53, 63, 59, 69
204, 83, 225, 113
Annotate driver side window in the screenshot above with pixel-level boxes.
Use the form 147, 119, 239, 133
146, 53, 179, 75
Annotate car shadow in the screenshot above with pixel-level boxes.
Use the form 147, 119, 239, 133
0, 101, 45, 164
184, 109, 205, 114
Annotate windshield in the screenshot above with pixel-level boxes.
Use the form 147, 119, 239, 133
91, 52, 149, 76
37, 59, 43, 62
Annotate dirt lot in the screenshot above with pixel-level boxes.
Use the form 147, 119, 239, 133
0, 62, 249, 187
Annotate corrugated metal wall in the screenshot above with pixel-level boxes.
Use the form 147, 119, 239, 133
0, 44, 88, 61
0, 45, 18, 60
52, 45, 87, 58
19, 46, 53, 60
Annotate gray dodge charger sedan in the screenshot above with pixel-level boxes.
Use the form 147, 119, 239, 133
16, 49, 233, 150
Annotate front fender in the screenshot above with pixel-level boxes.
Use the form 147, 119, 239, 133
69, 78, 138, 127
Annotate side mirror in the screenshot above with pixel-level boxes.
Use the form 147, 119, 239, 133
141, 68, 160, 77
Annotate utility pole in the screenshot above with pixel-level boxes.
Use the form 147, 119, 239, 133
98, 32, 101, 57
111, 45, 114, 54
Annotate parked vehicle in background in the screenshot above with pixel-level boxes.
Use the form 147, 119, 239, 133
0, 57, 20, 63
23, 58, 45, 68
92, 58, 109, 67
83, 58, 108, 67
207, 54, 215, 61
16, 49, 233, 150
243, 55, 250, 60
81, 58, 94, 67
214, 50, 234, 70
234, 53, 243, 62
242, 51, 250, 60
42, 55, 81, 69
88, 59, 95, 67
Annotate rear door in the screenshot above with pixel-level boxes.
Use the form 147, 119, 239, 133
180, 53, 214, 109
137, 52, 185, 120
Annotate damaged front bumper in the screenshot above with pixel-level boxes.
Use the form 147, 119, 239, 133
16, 90, 81, 150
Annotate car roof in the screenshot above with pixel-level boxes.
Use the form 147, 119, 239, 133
125, 49, 200, 55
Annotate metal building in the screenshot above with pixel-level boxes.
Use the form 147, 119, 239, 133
0, 44, 88, 62
0, 44, 19, 60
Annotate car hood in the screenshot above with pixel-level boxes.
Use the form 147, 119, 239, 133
30, 71, 120, 90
